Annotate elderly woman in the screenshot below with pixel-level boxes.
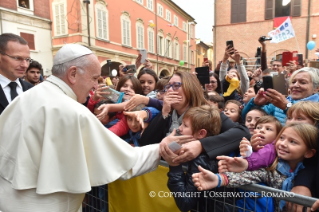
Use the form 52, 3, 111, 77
242, 67, 319, 125
140, 71, 250, 163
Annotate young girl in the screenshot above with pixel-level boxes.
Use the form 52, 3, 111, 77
223, 100, 243, 123
193, 123, 317, 211
137, 69, 158, 98
245, 107, 267, 135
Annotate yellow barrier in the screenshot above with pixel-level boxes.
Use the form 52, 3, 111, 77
108, 165, 181, 212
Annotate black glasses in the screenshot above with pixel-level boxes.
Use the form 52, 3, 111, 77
164, 82, 182, 92
155, 89, 165, 95
210, 80, 217, 84
0, 51, 33, 64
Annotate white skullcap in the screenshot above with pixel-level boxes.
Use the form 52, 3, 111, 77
53, 44, 92, 65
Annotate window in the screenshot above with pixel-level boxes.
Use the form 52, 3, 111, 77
183, 22, 186, 31
20, 32, 35, 50
96, 3, 109, 40
265, 0, 301, 19
147, 0, 153, 11
53, 1, 67, 36
231, 0, 246, 23
157, 4, 163, 17
165, 38, 172, 58
190, 24, 194, 39
136, 0, 143, 4
18, 0, 30, 9
121, 13, 131, 46
136, 22, 144, 49
174, 41, 179, 60
157, 34, 164, 56
166, 10, 171, 22
183, 44, 187, 62
148, 28, 154, 53
174, 15, 178, 27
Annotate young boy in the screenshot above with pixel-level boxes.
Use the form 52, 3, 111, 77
161, 105, 236, 212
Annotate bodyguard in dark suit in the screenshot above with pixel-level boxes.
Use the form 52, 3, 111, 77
0, 33, 33, 115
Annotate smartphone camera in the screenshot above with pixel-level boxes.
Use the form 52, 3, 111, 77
259, 36, 272, 42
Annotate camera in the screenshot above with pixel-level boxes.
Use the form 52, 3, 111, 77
259, 36, 272, 42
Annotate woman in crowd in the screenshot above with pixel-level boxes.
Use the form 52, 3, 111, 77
242, 67, 319, 125
204, 72, 222, 94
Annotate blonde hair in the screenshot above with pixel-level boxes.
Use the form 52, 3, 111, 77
286, 101, 319, 126
183, 105, 221, 137
267, 123, 318, 172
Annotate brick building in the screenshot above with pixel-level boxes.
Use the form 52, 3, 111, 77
213, 0, 319, 69
50, 0, 197, 77
0, 0, 53, 76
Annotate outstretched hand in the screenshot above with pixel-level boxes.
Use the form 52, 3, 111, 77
217, 156, 248, 173
253, 88, 268, 106
123, 110, 148, 129
250, 132, 266, 151
192, 165, 218, 191
239, 137, 252, 156
124, 94, 149, 111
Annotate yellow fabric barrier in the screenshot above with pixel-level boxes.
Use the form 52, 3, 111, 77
108, 165, 181, 212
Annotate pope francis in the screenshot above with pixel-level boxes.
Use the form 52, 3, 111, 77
0, 44, 161, 211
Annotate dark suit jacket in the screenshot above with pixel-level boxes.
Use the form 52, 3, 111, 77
0, 79, 33, 115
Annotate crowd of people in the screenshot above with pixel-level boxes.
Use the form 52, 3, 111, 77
1, 32, 319, 211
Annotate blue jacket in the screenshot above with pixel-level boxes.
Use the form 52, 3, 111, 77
242, 93, 319, 125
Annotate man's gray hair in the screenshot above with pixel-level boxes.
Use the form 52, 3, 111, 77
289, 67, 319, 89
51, 55, 89, 77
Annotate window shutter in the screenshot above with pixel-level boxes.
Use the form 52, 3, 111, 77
55, 5, 61, 35
231, 0, 246, 23
123, 20, 126, 45
20, 33, 35, 50
292, 0, 301, 17
97, 10, 102, 38
59, 4, 66, 34
102, 11, 107, 39
265, 0, 274, 20
126, 22, 130, 46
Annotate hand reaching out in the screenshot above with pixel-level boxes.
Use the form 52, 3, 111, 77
124, 94, 149, 111
250, 132, 265, 151
217, 156, 249, 173
192, 166, 219, 191
92, 84, 110, 101
239, 137, 252, 157
123, 110, 148, 129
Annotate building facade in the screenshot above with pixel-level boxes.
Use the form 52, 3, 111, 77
50, 0, 197, 77
195, 39, 210, 68
214, 0, 319, 68
0, 0, 53, 76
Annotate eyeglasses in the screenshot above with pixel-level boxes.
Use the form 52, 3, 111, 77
210, 80, 217, 84
0, 51, 33, 64
272, 64, 282, 67
164, 82, 183, 92
155, 89, 165, 95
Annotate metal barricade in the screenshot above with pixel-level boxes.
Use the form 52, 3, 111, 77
82, 160, 318, 212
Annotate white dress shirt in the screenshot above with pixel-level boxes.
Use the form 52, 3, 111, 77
0, 74, 23, 103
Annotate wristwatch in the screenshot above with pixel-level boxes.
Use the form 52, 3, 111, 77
284, 102, 292, 112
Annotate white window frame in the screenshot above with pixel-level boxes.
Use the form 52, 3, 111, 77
147, 27, 155, 53
17, 0, 34, 12
95, 3, 109, 41
157, 32, 164, 56
183, 22, 186, 31
136, 0, 143, 4
174, 40, 179, 60
136, 22, 144, 49
52, 1, 68, 36
174, 15, 178, 27
166, 10, 171, 22
121, 13, 131, 46
157, 4, 163, 17
165, 38, 172, 58
190, 24, 194, 39
183, 44, 187, 62
147, 0, 153, 11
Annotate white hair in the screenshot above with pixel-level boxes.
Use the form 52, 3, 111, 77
289, 67, 319, 89
51, 55, 90, 77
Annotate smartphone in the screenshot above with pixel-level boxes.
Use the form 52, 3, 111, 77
139, 49, 147, 64
204, 57, 208, 63
256, 47, 261, 56
168, 141, 182, 152
263, 75, 287, 95
262, 76, 273, 91
195, 66, 210, 87
282, 51, 292, 66
297, 54, 303, 66
126, 64, 136, 74
226, 40, 234, 54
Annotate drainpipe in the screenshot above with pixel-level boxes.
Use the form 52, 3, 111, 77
213, 0, 216, 68
305, 0, 311, 59
155, 0, 158, 74
83, 0, 91, 46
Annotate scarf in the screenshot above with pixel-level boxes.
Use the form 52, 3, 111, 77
167, 108, 189, 137
286, 93, 319, 104
277, 159, 305, 210
125, 130, 141, 147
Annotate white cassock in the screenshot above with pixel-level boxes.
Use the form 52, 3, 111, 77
0, 75, 160, 212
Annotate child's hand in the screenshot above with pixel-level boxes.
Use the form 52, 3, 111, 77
217, 156, 249, 173
251, 132, 265, 151
93, 84, 110, 101
124, 94, 149, 111
160, 142, 180, 166
192, 165, 219, 191
239, 137, 251, 157
123, 110, 148, 129
96, 104, 109, 120
311, 199, 319, 211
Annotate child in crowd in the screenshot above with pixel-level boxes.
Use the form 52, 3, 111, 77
193, 123, 318, 211
93, 100, 117, 128
222, 70, 243, 103
204, 91, 225, 111
245, 107, 267, 135
223, 100, 243, 123
137, 69, 158, 98
162, 105, 238, 212
155, 76, 169, 100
